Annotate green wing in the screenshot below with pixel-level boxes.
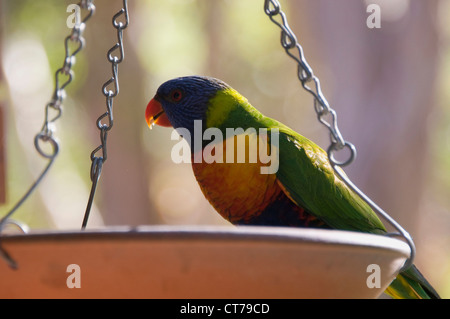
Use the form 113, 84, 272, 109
215, 92, 385, 233
269, 122, 386, 234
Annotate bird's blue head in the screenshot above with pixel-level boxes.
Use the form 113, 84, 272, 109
145, 76, 229, 136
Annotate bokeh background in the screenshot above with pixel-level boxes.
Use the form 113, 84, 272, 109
0, 0, 449, 297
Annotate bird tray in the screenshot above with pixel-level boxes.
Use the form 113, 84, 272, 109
0, 226, 409, 298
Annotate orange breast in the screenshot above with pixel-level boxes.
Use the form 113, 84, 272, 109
191, 134, 281, 223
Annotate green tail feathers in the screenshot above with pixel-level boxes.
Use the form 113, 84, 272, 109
385, 265, 440, 299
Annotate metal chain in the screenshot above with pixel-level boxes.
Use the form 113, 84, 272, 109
0, 0, 95, 269
263, 0, 351, 163
263, 0, 415, 271
35, 0, 95, 159
82, 0, 129, 229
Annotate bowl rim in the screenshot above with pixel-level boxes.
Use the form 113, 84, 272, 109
1, 225, 411, 257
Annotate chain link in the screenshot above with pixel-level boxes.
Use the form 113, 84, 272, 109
263, 0, 415, 271
264, 0, 349, 160
1, 0, 95, 222
82, 0, 129, 229
0, 0, 95, 269
35, 0, 95, 159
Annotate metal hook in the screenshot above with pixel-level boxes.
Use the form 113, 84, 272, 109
82, 157, 103, 230
0, 157, 56, 269
0, 220, 29, 269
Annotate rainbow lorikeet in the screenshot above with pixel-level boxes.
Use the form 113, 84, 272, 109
145, 75, 439, 299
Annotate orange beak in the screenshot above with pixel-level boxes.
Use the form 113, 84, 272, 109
145, 97, 172, 128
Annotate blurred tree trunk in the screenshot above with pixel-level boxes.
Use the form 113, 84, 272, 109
292, 0, 440, 238
82, 1, 160, 226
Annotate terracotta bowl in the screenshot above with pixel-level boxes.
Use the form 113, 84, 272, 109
0, 225, 409, 298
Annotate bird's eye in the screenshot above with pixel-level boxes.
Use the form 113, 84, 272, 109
170, 89, 183, 102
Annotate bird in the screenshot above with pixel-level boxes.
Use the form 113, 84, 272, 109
145, 75, 440, 299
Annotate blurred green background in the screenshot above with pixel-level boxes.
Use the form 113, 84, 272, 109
0, 0, 449, 297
